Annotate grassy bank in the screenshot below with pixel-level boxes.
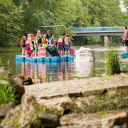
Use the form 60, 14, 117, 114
0, 83, 16, 105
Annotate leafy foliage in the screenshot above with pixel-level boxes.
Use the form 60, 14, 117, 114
0, 0, 23, 46
0, 84, 16, 104
105, 49, 121, 75
0, 0, 125, 46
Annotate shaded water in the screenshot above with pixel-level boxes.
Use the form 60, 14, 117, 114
0, 45, 125, 83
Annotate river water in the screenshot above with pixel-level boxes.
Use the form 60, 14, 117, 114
0, 44, 125, 83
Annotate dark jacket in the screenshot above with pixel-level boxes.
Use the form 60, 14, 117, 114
46, 33, 52, 40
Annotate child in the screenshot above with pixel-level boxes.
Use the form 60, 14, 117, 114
32, 37, 35, 50
20, 36, 26, 56
54, 40, 57, 47
36, 30, 42, 47
49, 35, 55, 45
31, 37, 35, 57
34, 38, 38, 57
42, 34, 48, 47
58, 36, 63, 56
30, 39, 34, 51
64, 34, 70, 56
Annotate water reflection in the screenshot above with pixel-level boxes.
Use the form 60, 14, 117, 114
16, 59, 97, 83
74, 61, 95, 77
0, 46, 110, 82
16, 61, 75, 83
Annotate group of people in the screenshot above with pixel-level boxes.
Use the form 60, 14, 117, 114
21, 30, 71, 57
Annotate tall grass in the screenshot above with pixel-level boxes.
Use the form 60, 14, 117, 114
105, 49, 121, 75
0, 84, 17, 104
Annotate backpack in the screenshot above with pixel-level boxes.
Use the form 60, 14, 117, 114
21, 38, 25, 45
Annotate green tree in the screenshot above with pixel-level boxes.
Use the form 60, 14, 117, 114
0, 0, 125, 46
0, 0, 23, 46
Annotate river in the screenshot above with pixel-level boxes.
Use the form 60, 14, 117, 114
0, 44, 125, 83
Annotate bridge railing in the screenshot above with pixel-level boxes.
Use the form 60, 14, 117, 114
71, 27, 124, 32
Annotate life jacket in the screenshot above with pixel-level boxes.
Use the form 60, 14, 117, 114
21, 38, 25, 45
58, 38, 63, 45
42, 38, 48, 44
34, 40, 38, 47
49, 37, 54, 44
65, 37, 69, 43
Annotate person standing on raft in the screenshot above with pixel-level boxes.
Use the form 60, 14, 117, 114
21, 36, 26, 56
49, 35, 55, 45
36, 30, 42, 47
34, 37, 38, 57
42, 34, 48, 47
46, 30, 52, 40
64, 34, 70, 56
58, 36, 64, 56
122, 26, 128, 52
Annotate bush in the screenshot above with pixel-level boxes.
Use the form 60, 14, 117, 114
105, 49, 121, 75
0, 84, 17, 104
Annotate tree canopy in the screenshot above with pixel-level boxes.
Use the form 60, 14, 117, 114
0, 0, 125, 46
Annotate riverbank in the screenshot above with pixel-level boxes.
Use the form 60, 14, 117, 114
1, 72, 128, 128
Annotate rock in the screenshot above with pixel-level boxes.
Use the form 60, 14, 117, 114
112, 126, 120, 128
40, 112, 60, 128
24, 82, 30, 85
75, 47, 95, 62
11, 75, 33, 86
82, 89, 107, 97
1, 95, 60, 128
1, 95, 42, 128
122, 123, 128, 128
0, 67, 11, 80
102, 112, 128, 128
74, 47, 95, 77
0, 103, 14, 119
38, 97, 73, 116
19, 95, 41, 127
22, 77, 33, 85
11, 76, 22, 86
1, 105, 22, 128
10, 75, 33, 100
32, 79, 41, 84
12, 84, 25, 101
0, 68, 25, 102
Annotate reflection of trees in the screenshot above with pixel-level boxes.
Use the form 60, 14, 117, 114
94, 61, 105, 77
0, 48, 21, 75
0, 57, 2, 65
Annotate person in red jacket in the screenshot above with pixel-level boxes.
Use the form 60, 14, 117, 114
42, 34, 48, 47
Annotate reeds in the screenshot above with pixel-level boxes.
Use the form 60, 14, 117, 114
105, 49, 121, 75
0, 83, 16, 104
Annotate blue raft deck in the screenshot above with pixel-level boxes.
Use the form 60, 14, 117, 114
16, 55, 76, 63
120, 53, 128, 59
